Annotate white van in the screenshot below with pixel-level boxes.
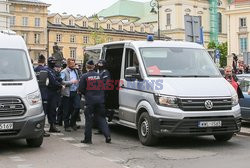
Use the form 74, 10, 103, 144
94, 37, 241, 146
0, 31, 44, 147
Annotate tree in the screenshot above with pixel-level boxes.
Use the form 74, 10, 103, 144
89, 16, 107, 45
207, 41, 228, 67
90, 27, 107, 45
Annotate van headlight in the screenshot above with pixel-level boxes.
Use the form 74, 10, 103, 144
232, 94, 239, 107
154, 94, 179, 108
27, 90, 41, 105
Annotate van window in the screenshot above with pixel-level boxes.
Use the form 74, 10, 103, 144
140, 47, 220, 77
125, 48, 140, 76
84, 49, 100, 65
0, 49, 31, 81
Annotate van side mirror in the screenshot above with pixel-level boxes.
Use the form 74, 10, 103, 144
125, 67, 142, 80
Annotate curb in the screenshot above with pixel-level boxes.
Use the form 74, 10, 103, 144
238, 131, 250, 136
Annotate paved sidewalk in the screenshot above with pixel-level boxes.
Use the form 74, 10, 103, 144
239, 123, 250, 136
0, 135, 124, 168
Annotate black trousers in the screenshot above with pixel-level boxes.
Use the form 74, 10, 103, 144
47, 90, 59, 125
62, 91, 80, 128
56, 96, 63, 123
84, 103, 110, 141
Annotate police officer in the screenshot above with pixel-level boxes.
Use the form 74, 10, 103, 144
97, 59, 113, 122
34, 54, 50, 137
79, 60, 111, 144
46, 56, 62, 133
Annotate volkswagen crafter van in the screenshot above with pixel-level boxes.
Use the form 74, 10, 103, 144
96, 37, 241, 146
0, 30, 44, 147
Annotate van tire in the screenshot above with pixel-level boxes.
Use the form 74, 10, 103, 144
138, 112, 158, 146
214, 133, 234, 142
26, 135, 43, 147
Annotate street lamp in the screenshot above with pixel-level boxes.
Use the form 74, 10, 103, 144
150, 0, 160, 40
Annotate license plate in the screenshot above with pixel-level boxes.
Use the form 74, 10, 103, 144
198, 121, 222, 128
0, 123, 14, 130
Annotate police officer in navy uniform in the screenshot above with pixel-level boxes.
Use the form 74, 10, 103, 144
97, 59, 114, 122
34, 54, 50, 137
79, 60, 111, 144
46, 56, 62, 133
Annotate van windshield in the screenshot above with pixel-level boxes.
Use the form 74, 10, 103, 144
0, 49, 31, 81
140, 47, 221, 77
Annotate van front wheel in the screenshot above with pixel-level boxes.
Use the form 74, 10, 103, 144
138, 112, 158, 146
26, 135, 44, 147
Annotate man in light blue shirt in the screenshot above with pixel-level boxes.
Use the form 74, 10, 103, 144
60, 58, 80, 132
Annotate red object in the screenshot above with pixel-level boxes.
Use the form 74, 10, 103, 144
231, 78, 238, 91
235, 0, 250, 3
147, 66, 161, 75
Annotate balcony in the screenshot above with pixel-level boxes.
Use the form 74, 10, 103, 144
239, 26, 248, 33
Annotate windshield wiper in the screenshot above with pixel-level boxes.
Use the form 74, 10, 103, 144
180, 75, 211, 78
0, 79, 15, 81
149, 75, 181, 77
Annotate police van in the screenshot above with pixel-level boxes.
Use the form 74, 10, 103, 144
0, 30, 44, 147
87, 36, 241, 146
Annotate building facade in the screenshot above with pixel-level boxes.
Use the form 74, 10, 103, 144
225, 0, 250, 66
0, 0, 11, 30
9, 0, 50, 61
99, 0, 229, 46
47, 13, 154, 63
158, 0, 228, 45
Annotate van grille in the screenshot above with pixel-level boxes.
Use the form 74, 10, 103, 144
179, 98, 232, 111
0, 97, 26, 117
173, 116, 240, 134
0, 130, 20, 136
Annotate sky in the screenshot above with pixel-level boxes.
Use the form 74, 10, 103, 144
42, 0, 150, 17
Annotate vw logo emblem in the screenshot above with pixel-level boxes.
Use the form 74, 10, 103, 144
204, 100, 213, 110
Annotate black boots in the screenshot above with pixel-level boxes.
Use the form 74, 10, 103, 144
106, 137, 111, 143
49, 124, 61, 133
81, 139, 92, 144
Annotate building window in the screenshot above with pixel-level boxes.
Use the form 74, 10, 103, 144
70, 48, 77, 59
130, 26, 134, 32
140, 27, 144, 33
107, 24, 111, 29
240, 38, 248, 53
35, 7, 40, 12
34, 33, 40, 44
21, 33, 27, 43
240, 18, 247, 27
35, 18, 40, 27
22, 17, 28, 26
22, 7, 27, 11
218, 12, 222, 33
69, 19, 74, 26
83, 36, 89, 44
10, 16, 15, 26
83, 21, 87, 27
118, 25, 123, 31
94, 22, 99, 29
55, 18, 61, 24
56, 34, 62, 42
166, 13, 171, 26
70, 35, 76, 43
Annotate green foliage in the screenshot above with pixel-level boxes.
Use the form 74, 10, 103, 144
90, 27, 107, 45
207, 41, 228, 67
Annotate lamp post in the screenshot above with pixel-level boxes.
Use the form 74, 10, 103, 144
150, 0, 160, 40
